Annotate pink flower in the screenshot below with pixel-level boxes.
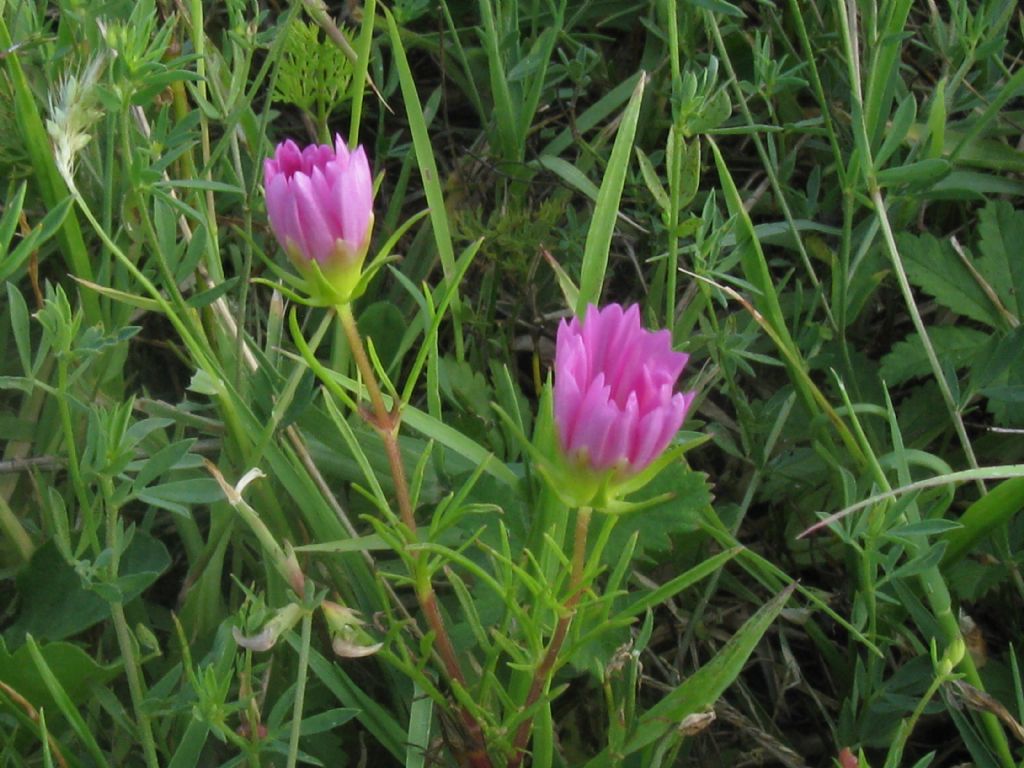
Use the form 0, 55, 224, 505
264, 135, 373, 298
554, 304, 695, 476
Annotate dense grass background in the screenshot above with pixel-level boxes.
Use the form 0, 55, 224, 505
2, 0, 1024, 765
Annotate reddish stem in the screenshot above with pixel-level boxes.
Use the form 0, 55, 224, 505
508, 506, 592, 767
337, 303, 492, 767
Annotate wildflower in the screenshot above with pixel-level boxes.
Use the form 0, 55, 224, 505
322, 600, 382, 658
263, 134, 373, 303
233, 602, 304, 652
554, 304, 694, 482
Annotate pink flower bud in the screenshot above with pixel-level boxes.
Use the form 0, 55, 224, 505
554, 304, 695, 476
263, 135, 374, 300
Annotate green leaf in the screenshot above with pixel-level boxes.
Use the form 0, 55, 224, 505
0, 636, 119, 722
684, 0, 745, 18
131, 439, 198, 490
0, 195, 73, 284
0, 180, 26, 254
898, 233, 1002, 328
635, 147, 669, 210
167, 717, 210, 768
883, 541, 948, 582
876, 93, 916, 169
576, 72, 646, 313
604, 468, 711, 558
185, 276, 240, 308
879, 327, 990, 385
943, 478, 1024, 567
23, 635, 111, 768
613, 547, 740, 623
924, 78, 946, 159
584, 584, 794, 764
358, 301, 407, 371
976, 200, 1024, 319
688, 88, 732, 133
405, 683, 433, 768
385, 9, 462, 355
297, 707, 359, 735
537, 154, 601, 201
5, 534, 171, 644
875, 158, 950, 188
298, 640, 406, 761
438, 356, 493, 419
7, 283, 32, 377
136, 478, 223, 515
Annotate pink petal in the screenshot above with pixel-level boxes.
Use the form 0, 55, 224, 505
290, 172, 335, 263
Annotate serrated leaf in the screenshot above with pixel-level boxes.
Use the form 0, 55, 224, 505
976, 200, 1024, 319
604, 468, 711, 558
879, 327, 989, 385
438, 356, 494, 419
973, 328, 1024, 425
898, 233, 1002, 328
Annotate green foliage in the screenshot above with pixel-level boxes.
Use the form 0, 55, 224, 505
272, 20, 353, 125
2, 0, 1024, 766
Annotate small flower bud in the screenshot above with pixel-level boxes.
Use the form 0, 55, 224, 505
263, 135, 374, 304
322, 600, 382, 658
233, 603, 304, 652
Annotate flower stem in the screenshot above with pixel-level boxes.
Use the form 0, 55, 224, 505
509, 506, 592, 767
335, 302, 491, 768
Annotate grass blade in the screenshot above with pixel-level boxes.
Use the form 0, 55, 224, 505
576, 72, 646, 314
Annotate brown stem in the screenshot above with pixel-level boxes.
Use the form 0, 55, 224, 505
336, 303, 491, 767
509, 506, 592, 767
0, 681, 70, 768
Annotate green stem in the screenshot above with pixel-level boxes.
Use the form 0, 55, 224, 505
102, 477, 160, 768
508, 506, 592, 768
886, 671, 947, 767
0, 494, 33, 564
187, 0, 223, 284
286, 609, 314, 768
665, 0, 681, 327
348, 0, 377, 147
56, 354, 94, 551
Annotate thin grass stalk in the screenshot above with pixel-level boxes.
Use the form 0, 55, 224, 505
286, 609, 314, 768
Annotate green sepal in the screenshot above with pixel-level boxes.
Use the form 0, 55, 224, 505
494, 394, 710, 512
